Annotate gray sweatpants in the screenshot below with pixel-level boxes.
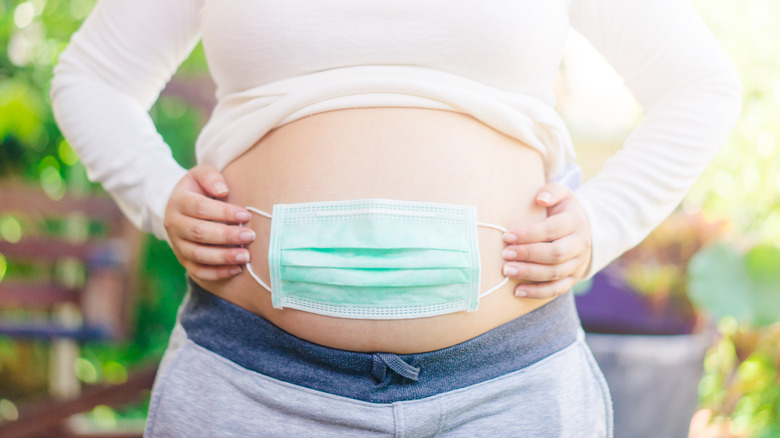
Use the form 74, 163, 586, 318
145, 282, 613, 437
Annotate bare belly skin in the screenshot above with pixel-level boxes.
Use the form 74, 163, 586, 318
196, 107, 555, 354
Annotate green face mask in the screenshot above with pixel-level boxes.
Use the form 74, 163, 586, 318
245, 199, 508, 320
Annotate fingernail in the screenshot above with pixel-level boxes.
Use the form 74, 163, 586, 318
515, 289, 528, 297
236, 211, 251, 222
502, 249, 517, 259
214, 182, 229, 195
503, 266, 518, 276
240, 230, 256, 242
230, 267, 243, 275
538, 192, 552, 204
236, 252, 250, 263
503, 233, 518, 243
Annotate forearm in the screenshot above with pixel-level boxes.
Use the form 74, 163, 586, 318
576, 70, 742, 277
570, 0, 742, 277
51, 70, 187, 239
50, 0, 203, 239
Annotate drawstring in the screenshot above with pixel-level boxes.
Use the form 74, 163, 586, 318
371, 353, 420, 382
242, 207, 510, 296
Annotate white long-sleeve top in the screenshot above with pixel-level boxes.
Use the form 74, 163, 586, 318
50, 0, 742, 278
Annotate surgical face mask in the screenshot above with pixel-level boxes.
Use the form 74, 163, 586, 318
244, 199, 508, 320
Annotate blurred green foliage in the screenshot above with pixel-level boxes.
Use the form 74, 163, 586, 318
0, 0, 208, 424
686, 3, 780, 435
688, 0, 780, 244
688, 244, 780, 436
689, 244, 780, 327
617, 212, 728, 326
698, 317, 780, 437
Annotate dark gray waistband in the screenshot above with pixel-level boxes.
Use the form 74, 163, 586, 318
181, 278, 580, 403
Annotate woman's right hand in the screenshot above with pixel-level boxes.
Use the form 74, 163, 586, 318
163, 164, 256, 281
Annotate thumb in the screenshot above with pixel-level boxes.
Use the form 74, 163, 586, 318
190, 164, 230, 199
534, 181, 571, 208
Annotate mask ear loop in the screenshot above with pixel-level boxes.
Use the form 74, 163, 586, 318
243, 207, 273, 293
476, 222, 510, 298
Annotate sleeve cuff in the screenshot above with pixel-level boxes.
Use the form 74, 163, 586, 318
574, 189, 606, 280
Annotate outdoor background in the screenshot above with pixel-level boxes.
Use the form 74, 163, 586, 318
0, 0, 778, 436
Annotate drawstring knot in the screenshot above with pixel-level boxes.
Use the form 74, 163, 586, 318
371, 353, 420, 383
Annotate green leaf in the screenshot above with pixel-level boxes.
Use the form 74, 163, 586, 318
689, 244, 780, 326
744, 245, 780, 282
687, 243, 753, 322
744, 245, 780, 326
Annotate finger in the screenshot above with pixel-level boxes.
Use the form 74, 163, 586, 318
172, 215, 256, 245
190, 164, 231, 199
502, 258, 581, 283
503, 213, 576, 244
176, 239, 251, 266
534, 181, 572, 208
513, 277, 578, 299
502, 234, 584, 264
185, 263, 245, 282
175, 191, 252, 223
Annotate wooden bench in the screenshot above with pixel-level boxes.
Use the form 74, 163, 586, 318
0, 182, 141, 341
0, 182, 151, 437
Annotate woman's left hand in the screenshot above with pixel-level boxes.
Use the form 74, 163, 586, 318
501, 182, 592, 299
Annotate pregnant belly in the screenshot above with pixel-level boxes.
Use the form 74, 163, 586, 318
197, 107, 554, 354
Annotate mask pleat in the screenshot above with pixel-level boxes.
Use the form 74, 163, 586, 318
280, 247, 471, 269
280, 265, 471, 286
280, 219, 469, 251
280, 281, 474, 308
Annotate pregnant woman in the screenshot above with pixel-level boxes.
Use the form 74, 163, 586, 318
51, 0, 741, 436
